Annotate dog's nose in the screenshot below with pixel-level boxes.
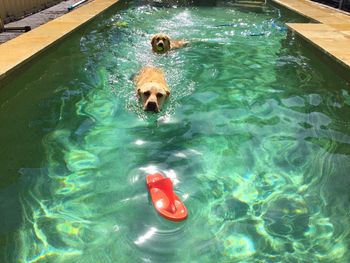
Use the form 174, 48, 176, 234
146, 101, 158, 112
158, 42, 164, 47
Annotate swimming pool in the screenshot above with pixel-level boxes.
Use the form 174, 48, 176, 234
1, 0, 350, 262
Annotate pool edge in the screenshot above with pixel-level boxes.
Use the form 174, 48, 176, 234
1, 0, 349, 81
271, 0, 350, 71
0, 0, 119, 81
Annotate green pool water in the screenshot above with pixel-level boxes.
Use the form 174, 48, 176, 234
1, 1, 350, 262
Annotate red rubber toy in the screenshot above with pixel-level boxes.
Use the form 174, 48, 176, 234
146, 173, 188, 222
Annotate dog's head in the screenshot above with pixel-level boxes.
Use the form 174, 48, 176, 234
137, 83, 169, 112
151, 33, 171, 54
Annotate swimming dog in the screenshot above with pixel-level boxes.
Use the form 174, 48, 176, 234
135, 66, 170, 112
151, 33, 188, 54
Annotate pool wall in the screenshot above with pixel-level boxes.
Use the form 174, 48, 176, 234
0, 0, 64, 23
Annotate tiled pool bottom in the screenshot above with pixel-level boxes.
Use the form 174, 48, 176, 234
1, 2, 350, 262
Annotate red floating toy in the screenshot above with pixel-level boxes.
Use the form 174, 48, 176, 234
146, 173, 188, 222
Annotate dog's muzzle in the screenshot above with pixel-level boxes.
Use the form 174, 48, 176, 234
156, 40, 165, 51
145, 101, 158, 112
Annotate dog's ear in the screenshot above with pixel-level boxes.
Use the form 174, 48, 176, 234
164, 36, 171, 51
151, 35, 156, 46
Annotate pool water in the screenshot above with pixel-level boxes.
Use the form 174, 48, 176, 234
1, 1, 350, 262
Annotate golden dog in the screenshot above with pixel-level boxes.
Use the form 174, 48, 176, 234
135, 66, 170, 112
151, 33, 188, 54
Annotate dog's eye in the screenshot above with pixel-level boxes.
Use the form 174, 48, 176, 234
156, 93, 163, 98
143, 91, 150, 97
156, 37, 160, 41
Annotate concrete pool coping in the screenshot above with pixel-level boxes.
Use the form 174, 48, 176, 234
0, 0, 349, 81
0, 0, 119, 80
271, 0, 350, 70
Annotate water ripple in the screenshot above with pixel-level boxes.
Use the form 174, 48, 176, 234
13, 2, 350, 263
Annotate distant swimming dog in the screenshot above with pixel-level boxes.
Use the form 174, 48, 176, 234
135, 66, 170, 112
151, 33, 188, 54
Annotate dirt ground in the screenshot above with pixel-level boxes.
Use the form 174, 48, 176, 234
0, 0, 93, 44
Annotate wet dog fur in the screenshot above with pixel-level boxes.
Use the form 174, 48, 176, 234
134, 66, 170, 112
151, 33, 188, 54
